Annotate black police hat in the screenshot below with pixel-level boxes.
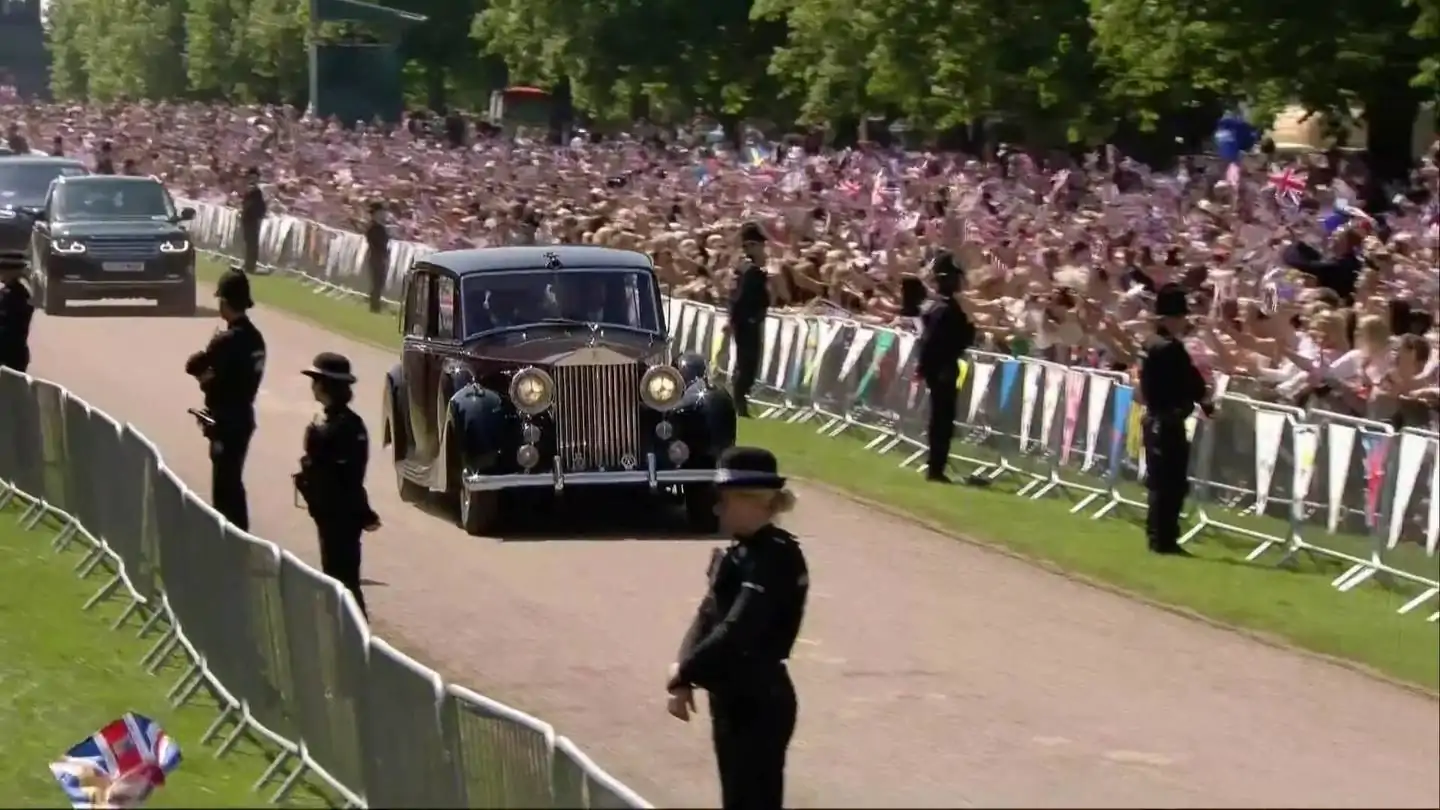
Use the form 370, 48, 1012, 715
1154, 282, 1189, 317
738, 221, 767, 245
302, 352, 357, 384
0, 251, 27, 273
215, 269, 253, 309
715, 446, 786, 490
931, 249, 962, 280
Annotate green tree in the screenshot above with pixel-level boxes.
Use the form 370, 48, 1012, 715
472, 0, 792, 127
77, 0, 183, 101
757, 0, 1113, 145
244, 0, 310, 104
45, 0, 92, 100
185, 0, 252, 98
382, 0, 504, 110
1090, 0, 1437, 169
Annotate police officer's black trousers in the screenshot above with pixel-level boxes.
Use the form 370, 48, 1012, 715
732, 330, 762, 416
924, 371, 959, 477
241, 223, 261, 274
366, 256, 387, 313
317, 518, 366, 618
0, 350, 29, 374
210, 424, 253, 532
1143, 416, 1191, 552
710, 668, 796, 810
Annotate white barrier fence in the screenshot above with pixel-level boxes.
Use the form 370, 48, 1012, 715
0, 368, 651, 808
178, 199, 1439, 622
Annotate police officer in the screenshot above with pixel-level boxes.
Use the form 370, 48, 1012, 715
185, 269, 267, 531
294, 353, 380, 617
0, 251, 34, 373
239, 168, 266, 274
728, 222, 770, 418
363, 201, 390, 313
667, 446, 808, 810
916, 251, 975, 483
1138, 283, 1213, 555
93, 141, 116, 175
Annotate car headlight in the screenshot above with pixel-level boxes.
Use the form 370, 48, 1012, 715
159, 239, 191, 254
640, 366, 684, 412
0, 209, 15, 220
509, 367, 554, 415
51, 239, 86, 255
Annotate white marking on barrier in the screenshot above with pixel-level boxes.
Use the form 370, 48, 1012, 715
1290, 423, 1320, 521
1082, 374, 1112, 472
966, 361, 995, 424
1018, 362, 1042, 454
1252, 409, 1287, 516
1326, 423, 1356, 533
1387, 433, 1430, 550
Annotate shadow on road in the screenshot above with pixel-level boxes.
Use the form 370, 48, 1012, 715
46, 303, 221, 319
407, 488, 718, 543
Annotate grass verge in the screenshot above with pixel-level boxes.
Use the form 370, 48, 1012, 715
198, 258, 1440, 692
0, 504, 326, 806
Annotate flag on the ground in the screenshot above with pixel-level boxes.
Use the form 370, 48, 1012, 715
50, 713, 182, 809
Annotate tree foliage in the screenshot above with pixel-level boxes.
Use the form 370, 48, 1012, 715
40, 0, 1438, 158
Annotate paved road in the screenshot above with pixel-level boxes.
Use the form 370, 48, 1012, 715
32, 302, 1440, 808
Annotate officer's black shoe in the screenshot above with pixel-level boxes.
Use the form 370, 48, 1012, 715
1150, 545, 1193, 557
925, 472, 953, 484
736, 403, 751, 418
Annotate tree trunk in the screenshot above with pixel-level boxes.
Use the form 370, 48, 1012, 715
425, 63, 446, 113
1362, 89, 1420, 201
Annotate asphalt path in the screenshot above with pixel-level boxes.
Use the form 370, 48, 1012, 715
29, 301, 1440, 808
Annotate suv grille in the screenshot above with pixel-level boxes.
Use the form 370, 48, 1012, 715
84, 236, 161, 260
552, 363, 642, 471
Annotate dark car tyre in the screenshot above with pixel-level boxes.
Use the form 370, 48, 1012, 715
41, 274, 68, 316
684, 483, 720, 534
161, 282, 197, 316
385, 390, 426, 503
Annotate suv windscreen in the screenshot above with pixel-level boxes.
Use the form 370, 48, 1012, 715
462, 269, 662, 336
0, 163, 88, 205
53, 181, 175, 221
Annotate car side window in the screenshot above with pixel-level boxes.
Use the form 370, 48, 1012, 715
404, 271, 433, 337
436, 275, 457, 339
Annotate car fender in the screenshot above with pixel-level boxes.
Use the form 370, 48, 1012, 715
675, 352, 708, 387
676, 381, 737, 453
445, 382, 506, 470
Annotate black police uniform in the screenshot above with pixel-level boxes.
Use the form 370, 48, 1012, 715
294, 353, 378, 617
185, 270, 267, 531
916, 253, 975, 482
729, 223, 771, 418
363, 207, 390, 314
240, 174, 267, 274
669, 447, 808, 810
1138, 283, 1211, 554
0, 252, 34, 374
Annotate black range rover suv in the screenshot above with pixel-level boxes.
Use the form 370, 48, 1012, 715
30, 174, 198, 316
0, 154, 89, 254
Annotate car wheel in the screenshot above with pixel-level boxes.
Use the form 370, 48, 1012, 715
162, 289, 197, 317
42, 278, 68, 316
684, 484, 720, 533
458, 488, 500, 536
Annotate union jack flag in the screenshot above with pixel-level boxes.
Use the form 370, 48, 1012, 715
1265, 167, 1307, 205
50, 713, 182, 808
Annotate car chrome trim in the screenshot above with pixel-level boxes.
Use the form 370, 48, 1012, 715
553, 362, 641, 471
461, 453, 716, 492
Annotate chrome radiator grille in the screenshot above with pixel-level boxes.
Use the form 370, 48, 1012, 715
552, 363, 642, 471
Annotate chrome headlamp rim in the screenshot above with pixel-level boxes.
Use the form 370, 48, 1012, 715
509, 367, 555, 415
640, 365, 685, 412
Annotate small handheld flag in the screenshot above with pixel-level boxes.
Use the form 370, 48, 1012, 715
50, 713, 182, 809
1265, 167, 1307, 205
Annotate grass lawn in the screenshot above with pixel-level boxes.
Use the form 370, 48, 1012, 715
197, 258, 1440, 692
0, 504, 324, 807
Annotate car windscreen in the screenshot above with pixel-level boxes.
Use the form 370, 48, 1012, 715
462, 269, 661, 336
52, 181, 175, 220
0, 163, 88, 205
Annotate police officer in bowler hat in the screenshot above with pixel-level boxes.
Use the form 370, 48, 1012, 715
294, 352, 380, 617
668, 446, 809, 809
0, 251, 34, 374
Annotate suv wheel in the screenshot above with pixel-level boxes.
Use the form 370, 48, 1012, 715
42, 274, 68, 316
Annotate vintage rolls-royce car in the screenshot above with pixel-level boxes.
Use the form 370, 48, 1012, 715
382, 246, 737, 535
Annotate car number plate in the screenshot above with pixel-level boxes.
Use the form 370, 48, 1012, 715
102, 262, 145, 272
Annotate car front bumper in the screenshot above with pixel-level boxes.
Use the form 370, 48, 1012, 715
462, 452, 718, 492
47, 252, 196, 298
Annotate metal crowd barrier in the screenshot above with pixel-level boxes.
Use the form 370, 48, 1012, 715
0, 368, 651, 809
175, 201, 1439, 623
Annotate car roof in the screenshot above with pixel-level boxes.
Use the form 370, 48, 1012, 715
0, 155, 87, 168
426, 245, 654, 276
55, 174, 160, 185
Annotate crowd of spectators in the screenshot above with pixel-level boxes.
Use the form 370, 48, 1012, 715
3, 100, 1437, 425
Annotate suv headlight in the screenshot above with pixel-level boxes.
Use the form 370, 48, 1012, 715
641, 366, 684, 412
52, 239, 86, 255
509, 367, 555, 415
0, 209, 16, 220
159, 238, 191, 254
